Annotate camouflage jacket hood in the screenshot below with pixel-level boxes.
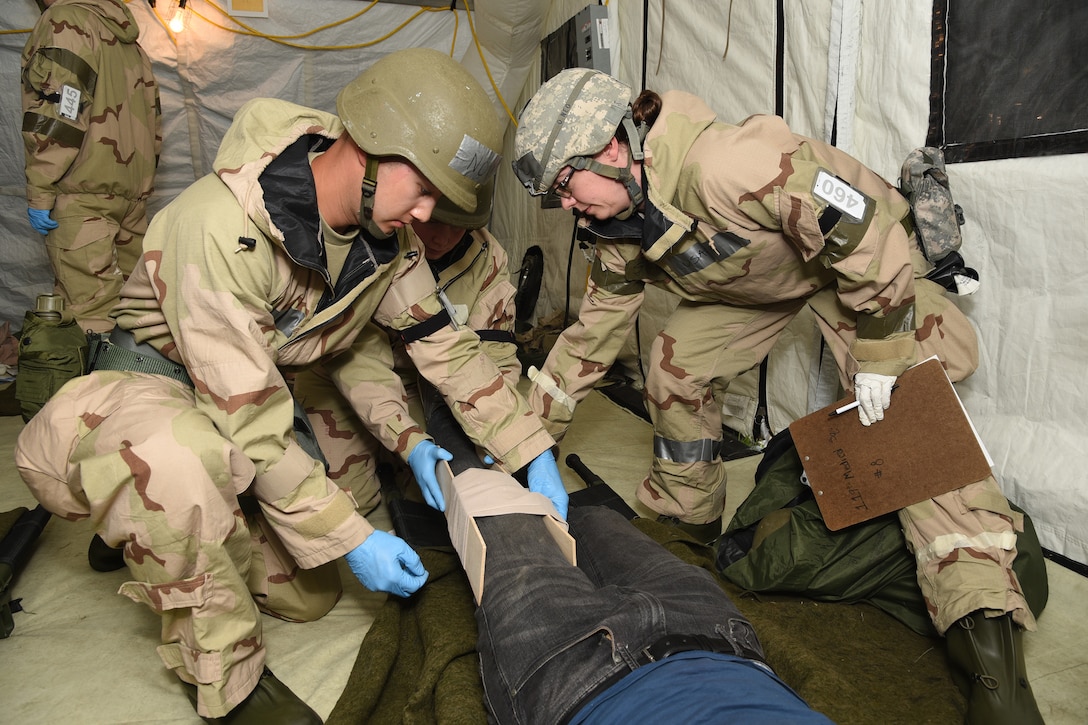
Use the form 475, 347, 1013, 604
212, 98, 340, 241
641, 90, 719, 207
213, 98, 402, 295
52, 0, 141, 43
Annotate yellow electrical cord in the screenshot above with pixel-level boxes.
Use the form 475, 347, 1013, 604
463, 0, 518, 126
196, 0, 383, 40
175, 1, 441, 50
180, 0, 519, 126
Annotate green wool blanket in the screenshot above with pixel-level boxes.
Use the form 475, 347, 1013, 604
327, 518, 965, 725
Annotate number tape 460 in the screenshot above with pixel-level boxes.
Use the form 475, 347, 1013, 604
813, 169, 867, 223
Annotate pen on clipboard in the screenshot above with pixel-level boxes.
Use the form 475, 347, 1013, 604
828, 384, 899, 416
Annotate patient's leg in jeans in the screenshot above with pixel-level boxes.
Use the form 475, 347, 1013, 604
568, 506, 764, 657
474, 513, 651, 724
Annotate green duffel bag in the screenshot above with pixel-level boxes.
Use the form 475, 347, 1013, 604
716, 428, 1049, 636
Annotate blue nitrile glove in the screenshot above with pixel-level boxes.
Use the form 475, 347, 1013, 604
345, 530, 428, 597
527, 449, 568, 520
854, 372, 897, 427
27, 207, 58, 235
407, 439, 453, 512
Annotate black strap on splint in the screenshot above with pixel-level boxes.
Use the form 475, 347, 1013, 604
475, 329, 516, 344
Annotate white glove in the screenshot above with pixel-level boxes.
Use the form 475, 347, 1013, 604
854, 372, 897, 426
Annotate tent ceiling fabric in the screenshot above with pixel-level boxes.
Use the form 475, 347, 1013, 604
1, 1, 1085, 567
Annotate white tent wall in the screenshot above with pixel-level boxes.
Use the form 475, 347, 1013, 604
1, 1, 1085, 566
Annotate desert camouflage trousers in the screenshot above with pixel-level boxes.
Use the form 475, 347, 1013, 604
14, 372, 342, 718
640, 274, 978, 524
45, 193, 149, 333
900, 476, 1037, 635
640, 298, 805, 524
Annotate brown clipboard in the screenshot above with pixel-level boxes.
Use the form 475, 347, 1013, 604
788, 357, 992, 530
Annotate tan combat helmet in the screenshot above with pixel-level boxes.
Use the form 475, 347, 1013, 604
430, 176, 494, 230
337, 48, 503, 236
512, 68, 646, 218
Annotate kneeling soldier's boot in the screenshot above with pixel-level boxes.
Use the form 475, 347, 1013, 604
87, 534, 125, 572
185, 667, 322, 724
945, 611, 1044, 725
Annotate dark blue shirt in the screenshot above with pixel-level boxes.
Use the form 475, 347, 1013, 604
569, 651, 835, 724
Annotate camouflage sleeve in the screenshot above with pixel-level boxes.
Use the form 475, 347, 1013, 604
789, 155, 916, 374
528, 241, 645, 441
721, 126, 918, 376
324, 323, 431, 462
461, 232, 521, 387
147, 180, 368, 568
20, 8, 94, 208
373, 243, 554, 472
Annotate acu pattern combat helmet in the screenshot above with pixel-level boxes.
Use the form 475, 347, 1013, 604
513, 69, 646, 218
337, 48, 503, 231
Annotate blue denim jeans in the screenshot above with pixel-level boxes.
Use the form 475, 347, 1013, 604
475, 506, 765, 725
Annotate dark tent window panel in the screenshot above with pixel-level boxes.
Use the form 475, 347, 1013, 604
928, 0, 1088, 163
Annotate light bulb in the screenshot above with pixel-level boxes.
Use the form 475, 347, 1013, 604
168, 8, 186, 32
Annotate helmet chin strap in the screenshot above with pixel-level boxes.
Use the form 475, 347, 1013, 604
359, 156, 395, 239
571, 112, 647, 221
572, 156, 643, 220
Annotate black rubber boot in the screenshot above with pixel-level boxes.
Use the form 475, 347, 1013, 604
945, 612, 1044, 725
185, 667, 322, 724
87, 534, 126, 572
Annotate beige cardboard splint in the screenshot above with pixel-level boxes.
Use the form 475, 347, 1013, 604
436, 461, 576, 603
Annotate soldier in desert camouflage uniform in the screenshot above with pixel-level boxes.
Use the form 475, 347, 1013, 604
21, 0, 161, 332
513, 69, 1041, 725
15, 49, 564, 724
294, 179, 522, 512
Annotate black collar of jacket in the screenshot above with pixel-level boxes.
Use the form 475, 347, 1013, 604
584, 211, 644, 241
260, 135, 399, 296
583, 174, 671, 247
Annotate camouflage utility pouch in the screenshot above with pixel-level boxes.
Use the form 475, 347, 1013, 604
899, 147, 963, 262
14, 296, 88, 422
900, 147, 979, 294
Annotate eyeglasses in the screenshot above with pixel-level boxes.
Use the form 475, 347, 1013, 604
552, 168, 576, 199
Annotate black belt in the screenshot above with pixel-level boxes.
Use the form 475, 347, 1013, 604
636, 633, 763, 666
561, 633, 766, 724
87, 328, 193, 386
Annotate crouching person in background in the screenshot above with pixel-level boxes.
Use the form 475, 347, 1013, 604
294, 178, 527, 514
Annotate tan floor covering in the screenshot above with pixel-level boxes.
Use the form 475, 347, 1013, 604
2, 390, 1086, 724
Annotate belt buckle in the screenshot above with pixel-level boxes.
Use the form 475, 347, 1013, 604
643, 634, 700, 663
